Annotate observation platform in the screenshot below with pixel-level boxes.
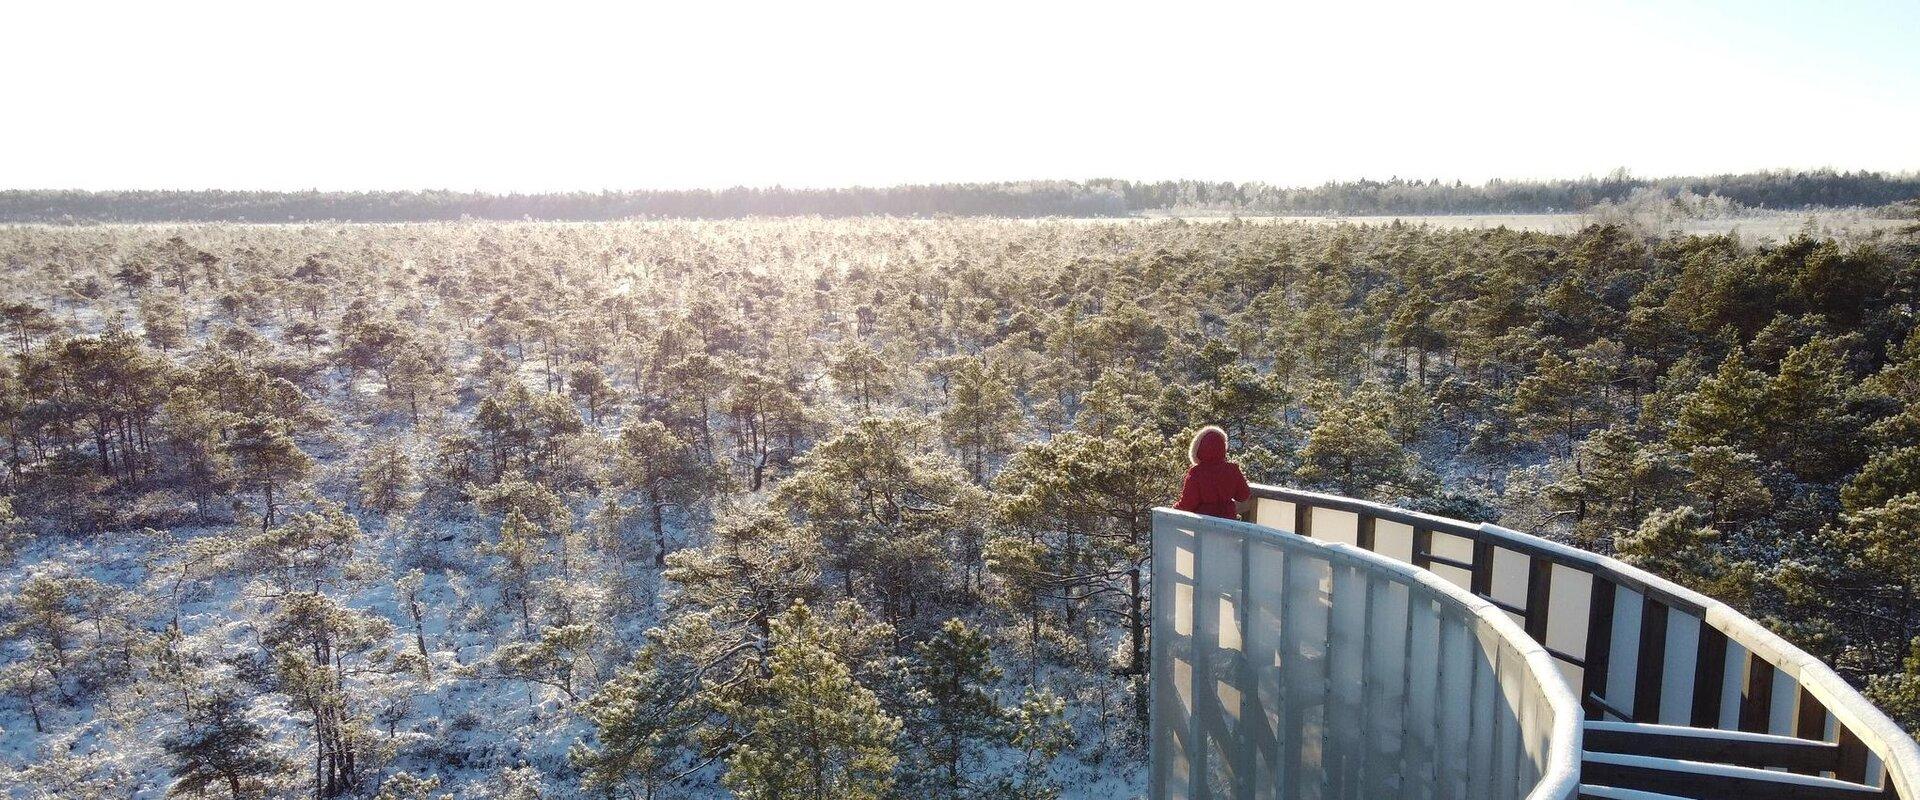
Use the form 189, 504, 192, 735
1150, 485, 1920, 800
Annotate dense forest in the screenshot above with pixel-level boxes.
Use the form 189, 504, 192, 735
5, 169, 1919, 223
3, 216, 1920, 798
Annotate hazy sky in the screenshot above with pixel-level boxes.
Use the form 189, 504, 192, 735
6, 0, 1918, 191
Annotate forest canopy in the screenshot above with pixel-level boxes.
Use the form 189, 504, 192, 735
4, 168, 1919, 223
2, 216, 1920, 798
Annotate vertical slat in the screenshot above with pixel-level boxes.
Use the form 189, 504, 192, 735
1465, 629, 1498, 800
1190, 527, 1216, 800
1325, 563, 1368, 797
1470, 539, 1494, 598
1403, 593, 1440, 800
1582, 579, 1616, 720
1363, 577, 1410, 799
1741, 658, 1775, 733
1236, 527, 1256, 799
1295, 502, 1314, 540
1151, 517, 1197, 799
1412, 528, 1434, 570
1356, 514, 1376, 552
1836, 725, 1871, 784
1793, 686, 1830, 777
1691, 625, 1729, 728
1632, 600, 1668, 723
1658, 612, 1699, 726
1246, 540, 1284, 800
1796, 685, 1828, 740
1770, 671, 1801, 737
1436, 615, 1473, 799
1719, 642, 1750, 730
1523, 557, 1552, 643
1283, 553, 1328, 800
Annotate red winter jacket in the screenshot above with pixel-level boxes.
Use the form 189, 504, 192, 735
1174, 428, 1250, 520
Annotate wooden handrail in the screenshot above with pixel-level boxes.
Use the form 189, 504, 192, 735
1231, 483, 1920, 798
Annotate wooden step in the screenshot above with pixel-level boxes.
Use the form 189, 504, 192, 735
1586, 720, 1848, 775
1582, 751, 1884, 799
1579, 785, 1697, 800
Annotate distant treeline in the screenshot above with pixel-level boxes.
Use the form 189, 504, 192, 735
4, 169, 1918, 222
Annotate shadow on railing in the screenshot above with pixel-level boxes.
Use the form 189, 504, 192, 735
1218, 484, 1920, 799
1150, 506, 1582, 800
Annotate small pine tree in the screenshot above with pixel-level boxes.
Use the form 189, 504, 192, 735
940, 359, 1025, 484
721, 601, 901, 800
1001, 688, 1072, 800
357, 438, 419, 515
912, 618, 1003, 796
162, 690, 283, 799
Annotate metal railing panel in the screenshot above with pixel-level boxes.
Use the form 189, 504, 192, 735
1149, 508, 1583, 800
1236, 483, 1920, 798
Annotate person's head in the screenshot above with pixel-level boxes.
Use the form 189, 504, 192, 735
1189, 425, 1229, 465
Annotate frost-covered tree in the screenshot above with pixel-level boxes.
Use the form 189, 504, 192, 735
719, 602, 901, 800
162, 690, 284, 799
909, 618, 1002, 796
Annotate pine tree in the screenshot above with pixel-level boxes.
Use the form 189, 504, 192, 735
1684, 445, 1769, 528
1673, 351, 1769, 453
720, 601, 901, 800
940, 359, 1025, 484
830, 344, 892, 414
357, 438, 419, 515
162, 690, 283, 799
778, 418, 986, 619
995, 426, 1180, 725
225, 418, 312, 530
496, 623, 593, 702
1510, 351, 1611, 459
1295, 394, 1412, 496
911, 618, 1003, 796
572, 647, 699, 800
374, 771, 450, 800
490, 508, 544, 637
1000, 689, 1072, 800
615, 420, 706, 566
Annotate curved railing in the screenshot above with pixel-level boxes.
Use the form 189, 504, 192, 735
1222, 484, 1920, 799
1150, 506, 1583, 800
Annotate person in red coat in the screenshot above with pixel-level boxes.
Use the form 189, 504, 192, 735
1174, 425, 1251, 520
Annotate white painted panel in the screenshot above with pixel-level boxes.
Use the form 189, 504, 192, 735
1491, 547, 1530, 608
1283, 552, 1329, 800
1466, 629, 1499, 800
1432, 563, 1473, 593
1556, 661, 1584, 692
1326, 563, 1368, 793
1492, 644, 1522, 797
1197, 526, 1244, 796
1314, 507, 1360, 547
1247, 541, 1285, 799
1432, 531, 1476, 563
1659, 613, 1701, 725
1363, 579, 1411, 798
1435, 615, 1474, 800
1403, 596, 1441, 800
1770, 671, 1800, 736
1606, 589, 1645, 716
1255, 498, 1296, 532
1719, 642, 1748, 730
1544, 565, 1592, 658
1376, 519, 1416, 565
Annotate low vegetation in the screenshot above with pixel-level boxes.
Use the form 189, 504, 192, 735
1, 215, 1919, 797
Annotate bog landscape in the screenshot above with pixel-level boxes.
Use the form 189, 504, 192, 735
2, 171, 1920, 798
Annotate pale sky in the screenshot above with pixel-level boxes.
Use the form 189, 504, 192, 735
5, 0, 1917, 192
